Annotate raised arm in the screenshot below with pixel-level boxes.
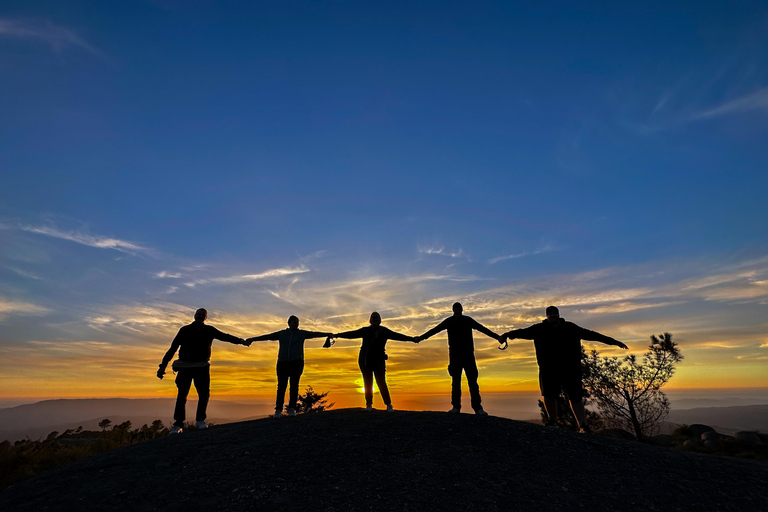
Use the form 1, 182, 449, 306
302, 330, 334, 339
334, 327, 367, 339
418, 319, 449, 341
245, 331, 282, 344
577, 326, 628, 349
384, 327, 416, 343
158, 330, 182, 378
471, 318, 501, 341
501, 324, 539, 340
212, 327, 246, 346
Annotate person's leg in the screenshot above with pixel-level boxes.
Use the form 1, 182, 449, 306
173, 370, 194, 427
448, 361, 462, 410
564, 369, 588, 429
275, 362, 289, 412
288, 360, 305, 410
569, 398, 588, 428
542, 396, 558, 422
359, 355, 374, 407
193, 366, 211, 422
373, 362, 391, 406
464, 357, 482, 411
539, 367, 559, 424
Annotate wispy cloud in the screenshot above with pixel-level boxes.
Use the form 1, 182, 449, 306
578, 301, 684, 315
0, 297, 49, 319
20, 224, 150, 254
692, 87, 768, 120
155, 271, 182, 279
0, 18, 102, 56
418, 245, 464, 258
488, 245, 556, 265
185, 266, 311, 287
5, 266, 43, 280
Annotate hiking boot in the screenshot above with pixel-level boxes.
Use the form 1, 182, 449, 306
578, 425, 593, 434
195, 421, 208, 430
274, 411, 282, 418
169, 425, 183, 435
474, 408, 488, 416
386, 404, 394, 412
365, 404, 373, 411
448, 407, 461, 414
287, 408, 296, 417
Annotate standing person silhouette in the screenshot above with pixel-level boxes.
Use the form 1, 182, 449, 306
500, 306, 628, 433
157, 308, 247, 434
415, 302, 500, 415
333, 312, 416, 411
246, 316, 333, 418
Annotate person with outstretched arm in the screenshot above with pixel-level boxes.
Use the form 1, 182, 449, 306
500, 305, 628, 433
416, 302, 500, 415
333, 311, 416, 411
157, 308, 248, 434
246, 316, 333, 418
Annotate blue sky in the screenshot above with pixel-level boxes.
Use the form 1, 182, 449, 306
1, 2, 767, 400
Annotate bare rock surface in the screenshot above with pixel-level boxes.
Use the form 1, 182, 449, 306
1, 409, 767, 512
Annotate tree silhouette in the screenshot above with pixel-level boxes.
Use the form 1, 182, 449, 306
290, 386, 335, 414
98, 419, 111, 432
583, 333, 682, 439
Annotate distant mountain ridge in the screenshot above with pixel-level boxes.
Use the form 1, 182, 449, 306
667, 404, 768, 433
3, 398, 766, 442
0, 398, 272, 442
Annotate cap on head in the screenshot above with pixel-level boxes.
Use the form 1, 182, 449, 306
545, 306, 559, 316
452, 302, 463, 313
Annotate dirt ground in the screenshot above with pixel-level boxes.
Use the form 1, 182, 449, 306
1, 408, 767, 511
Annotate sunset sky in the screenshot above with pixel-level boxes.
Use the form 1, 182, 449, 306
1, 2, 767, 409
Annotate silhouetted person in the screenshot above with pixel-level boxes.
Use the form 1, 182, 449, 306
157, 308, 247, 434
246, 316, 332, 418
333, 311, 416, 411
416, 302, 500, 415
500, 305, 628, 432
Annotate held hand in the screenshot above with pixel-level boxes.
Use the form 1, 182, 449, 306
413, 336, 421, 343
615, 341, 629, 350
498, 334, 507, 344
323, 336, 335, 348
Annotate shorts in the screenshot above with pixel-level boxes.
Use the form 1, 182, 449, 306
538, 364, 582, 399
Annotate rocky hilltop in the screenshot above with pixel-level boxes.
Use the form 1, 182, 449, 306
1, 409, 766, 511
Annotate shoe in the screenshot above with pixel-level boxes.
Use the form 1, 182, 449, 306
287, 408, 296, 417
475, 408, 488, 416
448, 407, 460, 414
169, 425, 183, 435
195, 421, 208, 430
578, 425, 593, 434
365, 404, 373, 411
274, 411, 282, 418
386, 404, 394, 412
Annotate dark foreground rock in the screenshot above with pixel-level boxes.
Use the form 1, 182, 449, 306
1, 409, 767, 512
